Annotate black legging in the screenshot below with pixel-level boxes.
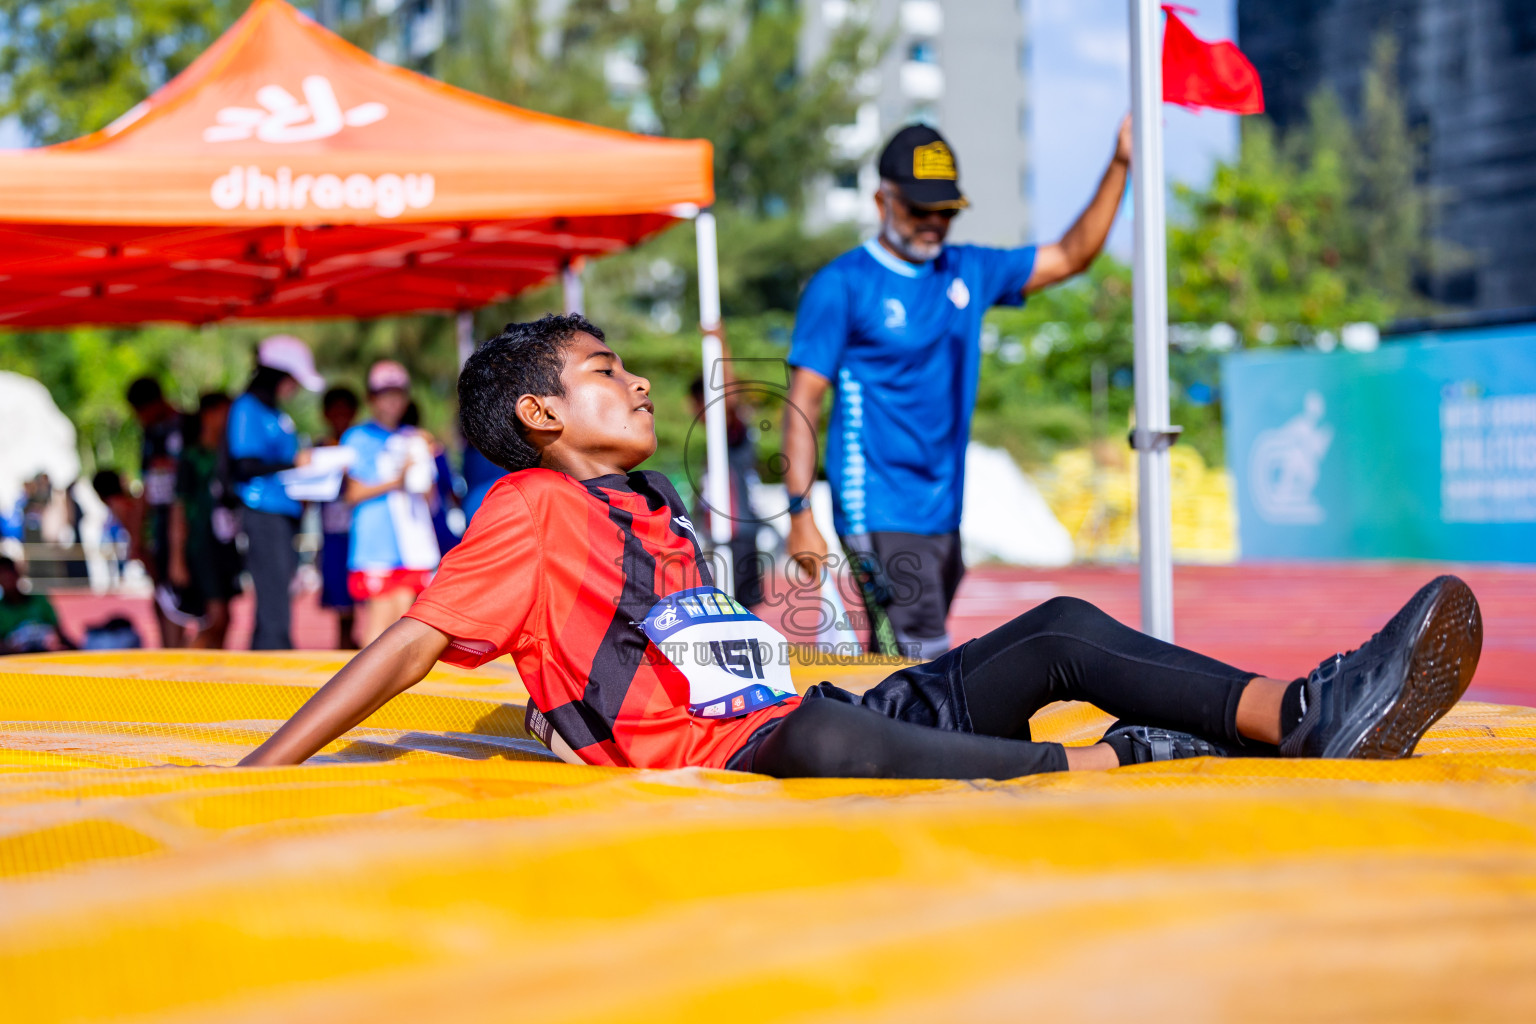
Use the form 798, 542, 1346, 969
244, 509, 298, 650
745, 596, 1262, 779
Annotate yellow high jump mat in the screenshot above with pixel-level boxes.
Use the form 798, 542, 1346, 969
2, 650, 1536, 1023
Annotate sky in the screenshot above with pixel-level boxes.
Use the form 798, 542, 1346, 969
1028, 0, 1238, 255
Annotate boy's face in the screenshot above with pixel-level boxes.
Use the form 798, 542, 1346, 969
0, 564, 19, 598
536, 333, 655, 470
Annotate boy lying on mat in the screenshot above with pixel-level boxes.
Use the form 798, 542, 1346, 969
242, 315, 1483, 775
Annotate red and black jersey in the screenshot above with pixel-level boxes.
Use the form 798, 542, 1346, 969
406, 468, 800, 769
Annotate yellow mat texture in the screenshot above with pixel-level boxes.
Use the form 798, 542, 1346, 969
3, 650, 1536, 1022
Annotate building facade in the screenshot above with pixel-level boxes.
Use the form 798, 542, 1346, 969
802, 0, 1033, 247
1239, 0, 1536, 316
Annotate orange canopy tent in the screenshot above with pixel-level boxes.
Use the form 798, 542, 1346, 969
0, 0, 714, 327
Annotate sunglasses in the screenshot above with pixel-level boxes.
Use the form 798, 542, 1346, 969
893, 195, 961, 221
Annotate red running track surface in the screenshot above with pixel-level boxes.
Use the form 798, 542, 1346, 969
47, 562, 1535, 706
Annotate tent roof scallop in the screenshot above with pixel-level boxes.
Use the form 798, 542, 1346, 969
0, 0, 714, 326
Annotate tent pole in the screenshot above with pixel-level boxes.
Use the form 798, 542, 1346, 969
561, 259, 585, 315
1129, 0, 1175, 641
695, 208, 734, 596
456, 310, 474, 369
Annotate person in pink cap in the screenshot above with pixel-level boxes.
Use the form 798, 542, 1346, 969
228, 335, 322, 650
340, 360, 442, 644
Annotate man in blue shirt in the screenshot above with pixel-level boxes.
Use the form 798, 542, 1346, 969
228, 335, 322, 650
784, 121, 1131, 658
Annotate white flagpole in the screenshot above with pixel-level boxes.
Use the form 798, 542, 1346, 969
695, 207, 734, 595
1129, 0, 1176, 641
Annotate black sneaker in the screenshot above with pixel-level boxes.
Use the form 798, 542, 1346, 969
1101, 723, 1229, 764
1280, 575, 1482, 760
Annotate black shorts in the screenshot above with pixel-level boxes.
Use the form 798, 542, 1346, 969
842, 530, 965, 660
725, 646, 976, 771
179, 540, 243, 617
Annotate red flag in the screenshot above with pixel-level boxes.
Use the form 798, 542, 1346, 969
1161, 6, 1264, 114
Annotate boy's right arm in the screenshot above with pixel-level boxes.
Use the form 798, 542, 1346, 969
239, 616, 450, 766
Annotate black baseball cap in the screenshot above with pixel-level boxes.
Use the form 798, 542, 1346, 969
877, 124, 968, 210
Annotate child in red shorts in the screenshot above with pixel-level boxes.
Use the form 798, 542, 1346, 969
243, 316, 1483, 776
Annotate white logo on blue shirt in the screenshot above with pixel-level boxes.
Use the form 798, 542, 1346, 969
947, 277, 970, 310
883, 298, 907, 329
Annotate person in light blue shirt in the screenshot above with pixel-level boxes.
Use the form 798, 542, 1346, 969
228, 335, 323, 650
341, 360, 441, 645
783, 121, 1131, 658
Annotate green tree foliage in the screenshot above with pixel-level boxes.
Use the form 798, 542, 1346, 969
1, 324, 254, 473
522, 0, 876, 212
1166, 116, 1394, 339
429, 0, 619, 126
433, 0, 877, 367
559, 206, 859, 334
425, 0, 879, 212
975, 262, 1133, 465
1346, 35, 1443, 313
438, 0, 879, 334
1167, 34, 1434, 341
0, 0, 240, 144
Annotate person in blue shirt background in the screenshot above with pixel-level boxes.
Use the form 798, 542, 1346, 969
341, 360, 441, 645
460, 443, 506, 528
782, 120, 1132, 659
228, 335, 322, 650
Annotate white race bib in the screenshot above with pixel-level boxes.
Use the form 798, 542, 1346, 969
641, 586, 796, 718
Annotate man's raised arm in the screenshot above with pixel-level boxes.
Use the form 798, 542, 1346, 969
1026, 115, 1133, 294
239, 616, 449, 766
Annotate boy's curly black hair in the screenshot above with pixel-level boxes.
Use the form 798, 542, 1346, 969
458, 313, 605, 472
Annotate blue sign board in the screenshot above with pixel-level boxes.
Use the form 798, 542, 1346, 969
1223, 325, 1536, 562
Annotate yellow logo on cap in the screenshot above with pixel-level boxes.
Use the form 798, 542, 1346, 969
912, 141, 956, 180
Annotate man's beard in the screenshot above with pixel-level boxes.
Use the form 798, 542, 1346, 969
881, 216, 942, 263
